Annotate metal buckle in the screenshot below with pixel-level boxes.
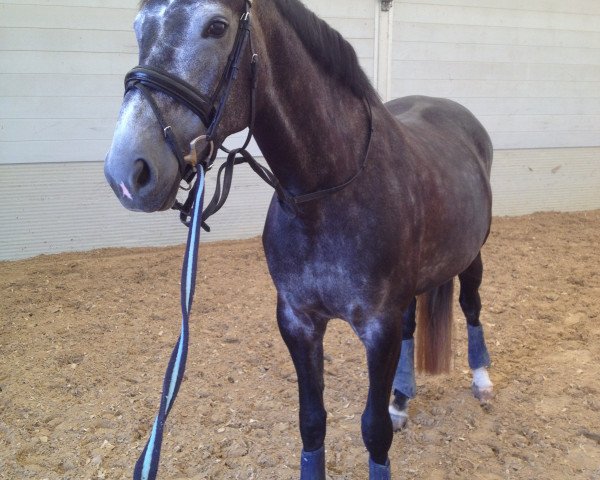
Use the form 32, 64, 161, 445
178, 180, 192, 191
184, 134, 215, 170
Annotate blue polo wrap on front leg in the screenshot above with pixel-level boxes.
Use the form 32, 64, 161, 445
369, 457, 391, 480
300, 445, 325, 480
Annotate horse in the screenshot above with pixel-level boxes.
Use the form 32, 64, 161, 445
104, 0, 494, 478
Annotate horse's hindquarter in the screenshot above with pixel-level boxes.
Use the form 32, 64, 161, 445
386, 96, 493, 291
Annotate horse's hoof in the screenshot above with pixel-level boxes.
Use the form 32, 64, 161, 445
471, 367, 494, 403
472, 384, 494, 403
388, 404, 408, 431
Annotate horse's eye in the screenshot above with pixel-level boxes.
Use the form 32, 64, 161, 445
206, 20, 228, 38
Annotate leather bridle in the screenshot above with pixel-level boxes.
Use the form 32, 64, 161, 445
122, 0, 374, 230
124, 0, 259, 224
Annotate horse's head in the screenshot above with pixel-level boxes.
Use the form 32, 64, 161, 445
105, 0, 255, 212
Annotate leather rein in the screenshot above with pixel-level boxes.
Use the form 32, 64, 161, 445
123, 0, 374, 231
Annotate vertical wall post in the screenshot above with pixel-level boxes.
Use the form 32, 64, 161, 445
375, 0, 394, 101
381, 0, 393, 11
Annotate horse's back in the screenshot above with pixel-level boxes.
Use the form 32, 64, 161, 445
386, 95, 493, 175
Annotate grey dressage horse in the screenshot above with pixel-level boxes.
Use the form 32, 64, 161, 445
104, 0, 494, 478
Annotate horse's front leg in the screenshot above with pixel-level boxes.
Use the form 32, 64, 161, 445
360, 316, 403, 479
277, 296, 328, 480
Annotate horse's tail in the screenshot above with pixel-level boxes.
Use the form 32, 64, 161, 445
416, 279, 454, 374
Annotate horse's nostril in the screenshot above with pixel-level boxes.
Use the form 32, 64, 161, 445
133, 158, 152, 189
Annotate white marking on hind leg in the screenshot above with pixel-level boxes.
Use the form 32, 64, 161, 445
472, 366, 494, 402
388, 403, 408, 431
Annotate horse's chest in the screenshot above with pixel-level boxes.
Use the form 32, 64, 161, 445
267, 244, 379, 319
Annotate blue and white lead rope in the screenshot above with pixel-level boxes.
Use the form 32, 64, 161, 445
133, 168, 206, 480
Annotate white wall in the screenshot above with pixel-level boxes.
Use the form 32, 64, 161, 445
0, 1, 137, 166
391, 0, 600, 150
0, 161, 274, 259
0, 0, 598, 260
390, 0, 600, 218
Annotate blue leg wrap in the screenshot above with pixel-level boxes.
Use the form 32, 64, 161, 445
369, 457, 391, 480
392, 339, 416, 398
300, 446, 325, 480
467, 324, 491, 370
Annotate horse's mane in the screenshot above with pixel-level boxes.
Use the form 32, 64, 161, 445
272, 0, 379, 101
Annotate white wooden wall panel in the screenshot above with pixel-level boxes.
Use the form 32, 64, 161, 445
0, 0, 376, 168
1, 0, 598, 260
492, 147, 600, 216
393, 22, 600, 49
0, 2, 137, 168
394, 3, 599, 30
0, 161, 274, 260
0, 4, 136, 30
391, 0, 600, 150
400, 0, 600, 14
0, 28, 137, 53
2, 0, 128, 7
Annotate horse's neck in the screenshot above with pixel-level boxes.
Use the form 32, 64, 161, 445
252, 19, 372, 198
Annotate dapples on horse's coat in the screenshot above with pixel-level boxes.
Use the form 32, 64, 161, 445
104, 1, 494, 478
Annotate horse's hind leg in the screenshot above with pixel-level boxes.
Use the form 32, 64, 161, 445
459, 252, 493, 402
389, 298, 417, 431
276, 297, 327, 480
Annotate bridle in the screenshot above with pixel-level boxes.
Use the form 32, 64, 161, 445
125, 0, 253, 171
123, 0, 374, 231
125, 0, 263, 226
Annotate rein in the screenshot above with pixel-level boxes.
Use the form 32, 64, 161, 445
124, 1, 374, 478
133, 168, 205, 480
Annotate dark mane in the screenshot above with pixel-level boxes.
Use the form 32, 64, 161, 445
273, 0, 379, 101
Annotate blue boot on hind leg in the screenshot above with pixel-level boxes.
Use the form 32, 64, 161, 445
389, 338, 417, 430
467, 324, 493, 402
300, 446, 326, 480
369, 457, 391, 480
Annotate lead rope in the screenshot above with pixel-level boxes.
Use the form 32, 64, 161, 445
133, 167, 206, 480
